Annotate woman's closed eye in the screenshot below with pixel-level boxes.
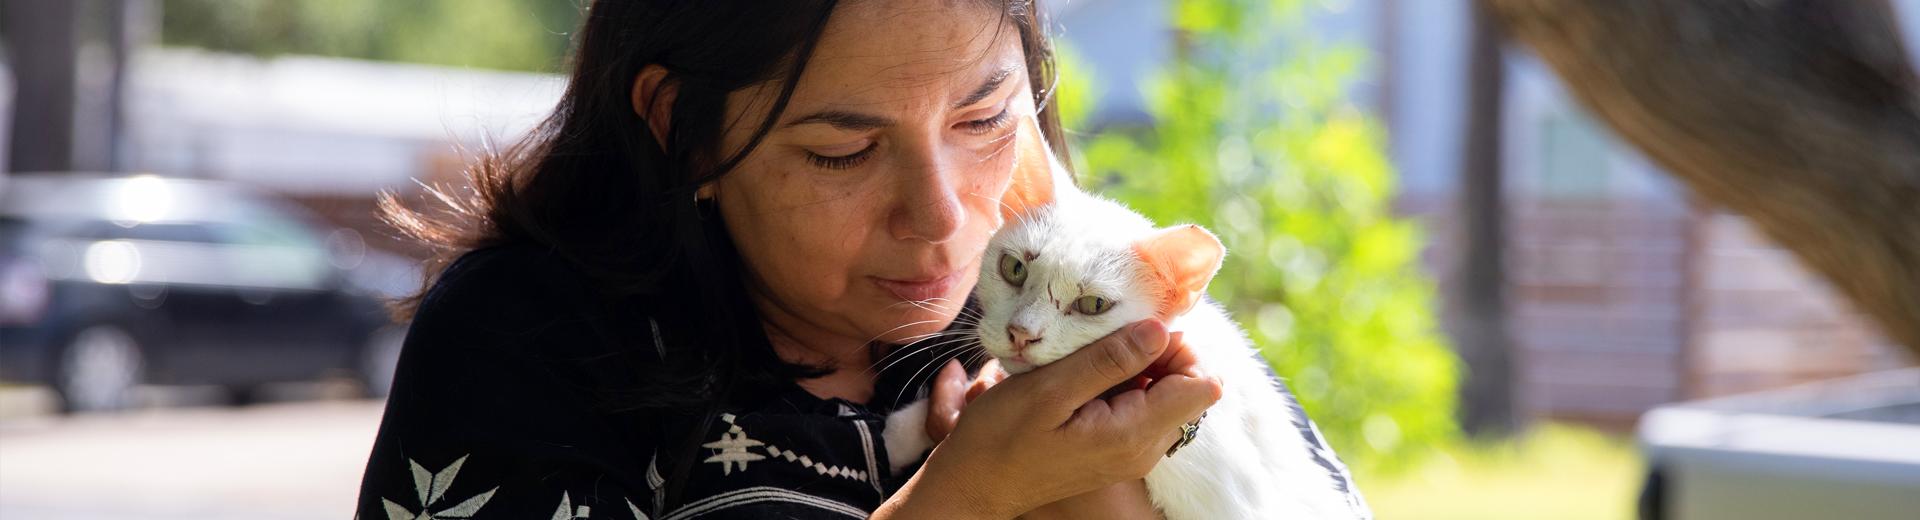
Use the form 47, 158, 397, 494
955, 104, 1013, 135
805, 101, 1014, 170
806, 140, 877, 170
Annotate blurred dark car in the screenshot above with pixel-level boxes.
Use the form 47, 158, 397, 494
0, 173, 411, 412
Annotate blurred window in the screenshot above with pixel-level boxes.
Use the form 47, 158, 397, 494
1537, 110, 1611, 199
0, 218, 22, 245
93, 222, 221, 243
208, 203, 331, 291
212, 198, 324, 249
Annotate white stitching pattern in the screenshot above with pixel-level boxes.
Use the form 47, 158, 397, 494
700, 413, 869, 482
662, 486, 867, 520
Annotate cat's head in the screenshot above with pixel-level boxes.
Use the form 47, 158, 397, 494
975, 120, 1224, 373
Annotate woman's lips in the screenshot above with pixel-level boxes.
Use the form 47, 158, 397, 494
872, 270, 962, 302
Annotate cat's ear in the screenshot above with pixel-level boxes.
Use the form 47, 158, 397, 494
1134, 224, 1225, 318
1000, 115, 1058, 224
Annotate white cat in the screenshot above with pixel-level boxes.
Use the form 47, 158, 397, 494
882, 119, 1371, 519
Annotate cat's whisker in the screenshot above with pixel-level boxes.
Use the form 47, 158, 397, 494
913, 299, 975, 320
869, 344, 933, 375
879, 335, 981, 383
885, 298, 956, 312
894, 346, 971, 408
885, 329, 970, 348
887, 350, 951, 405
916, 297, 965, 310
968, 190, 1043, 232
966, 191, 1022, 221
859, 318, 951, 348
965, 351, 993, 376
897, 299, 955, 314
972, 132, 1019, 166
872, 333, 980, 376
875, 331, 967, 356
871, 329, 972, 361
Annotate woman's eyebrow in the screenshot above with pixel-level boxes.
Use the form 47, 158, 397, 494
785, 110, 895, 131
952, 64, 1017, 110
782, 63, 1018, 131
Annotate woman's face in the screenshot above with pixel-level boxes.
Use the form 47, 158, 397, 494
710, 1, 1032, 347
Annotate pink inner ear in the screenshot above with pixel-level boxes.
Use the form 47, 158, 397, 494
1133, 225, 1226, 318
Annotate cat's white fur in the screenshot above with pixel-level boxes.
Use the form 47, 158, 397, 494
883, 150, 1370, 519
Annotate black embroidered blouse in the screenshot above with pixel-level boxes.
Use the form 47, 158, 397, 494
354, 243, 1368, 519
354, 244, 946, 519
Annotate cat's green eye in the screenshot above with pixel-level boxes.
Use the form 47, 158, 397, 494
998, 253, 1027, 287
1072, 295, 1114, 315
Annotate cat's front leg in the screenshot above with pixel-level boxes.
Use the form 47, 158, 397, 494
883, 398, 935, 474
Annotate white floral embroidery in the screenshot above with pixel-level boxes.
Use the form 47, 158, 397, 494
701, 414, 868, 482
701, 414, 767, 475
382, 455, 498, 520
551, 491, 596, 519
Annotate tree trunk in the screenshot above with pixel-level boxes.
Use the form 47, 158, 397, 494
2, 0, 80, 173
1454, 0, 1520, 437
1483, 0, 1920, 356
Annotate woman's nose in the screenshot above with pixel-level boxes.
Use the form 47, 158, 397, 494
888, 150, 966, 244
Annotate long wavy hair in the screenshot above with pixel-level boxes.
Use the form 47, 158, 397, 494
380, 0, 1068, 411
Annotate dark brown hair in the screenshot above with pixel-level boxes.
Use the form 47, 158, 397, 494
381, 0, 1067, 408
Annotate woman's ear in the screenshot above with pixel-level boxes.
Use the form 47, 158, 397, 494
631, 65, 677, 153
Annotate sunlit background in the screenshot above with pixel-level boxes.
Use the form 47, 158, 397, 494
1, 1, 1916, 519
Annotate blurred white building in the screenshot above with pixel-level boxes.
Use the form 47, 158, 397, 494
124, 49, 563, 196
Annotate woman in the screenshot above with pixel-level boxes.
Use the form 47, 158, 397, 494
357, 1, 1228, 518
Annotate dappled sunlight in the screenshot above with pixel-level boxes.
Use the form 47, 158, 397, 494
1364, 424, 1643, 520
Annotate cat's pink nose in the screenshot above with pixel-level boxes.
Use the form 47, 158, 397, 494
1007, 325, 1041, 352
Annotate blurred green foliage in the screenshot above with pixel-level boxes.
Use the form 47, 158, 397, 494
159, 0, 579, 72
1057, 0, 1459, 471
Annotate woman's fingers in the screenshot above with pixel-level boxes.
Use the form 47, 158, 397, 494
965, 359, 1005, 404
918, 320, 1221, 511
1145, 330, 1203, 380
1056, 330, 1220, 455
1141, 370, 1221, 428
1024, 320, 1169, 423
925, 359, 967, 442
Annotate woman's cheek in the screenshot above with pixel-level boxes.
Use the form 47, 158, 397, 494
965, 141, 1020, 231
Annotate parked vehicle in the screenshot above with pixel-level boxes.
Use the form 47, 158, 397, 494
1638, 368, 1920, 519
0, 173, 410, 412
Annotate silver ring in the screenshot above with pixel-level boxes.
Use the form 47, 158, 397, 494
1165, 411, 1205, 457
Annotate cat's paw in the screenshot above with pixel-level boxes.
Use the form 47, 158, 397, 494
882, 399, 935, 474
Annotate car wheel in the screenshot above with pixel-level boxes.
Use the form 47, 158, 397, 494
359, 325, 407, 398
225, 384, 265, 406
57, 325, 144, 413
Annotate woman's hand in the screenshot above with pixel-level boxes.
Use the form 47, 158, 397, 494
1018, 479, 1162, 520
873, 320, 1221, 519
925, 334, 1189, 520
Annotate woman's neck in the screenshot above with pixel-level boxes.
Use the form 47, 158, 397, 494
753, 296, 879, 405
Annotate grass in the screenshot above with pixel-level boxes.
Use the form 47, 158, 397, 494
1358, 423, 1645, 520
